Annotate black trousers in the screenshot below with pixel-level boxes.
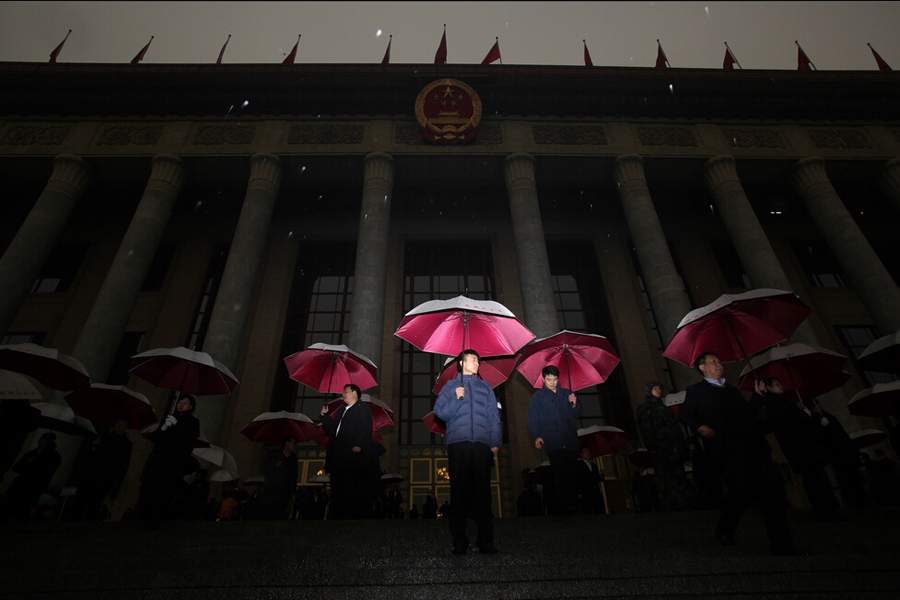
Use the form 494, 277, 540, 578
547, 448, 579, 515
447, 441, 494, 549
328, 466, 369, 519
718, 454, 793, 553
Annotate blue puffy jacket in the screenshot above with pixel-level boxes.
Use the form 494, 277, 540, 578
528, 385, 582, 452
434, 374, 502, 449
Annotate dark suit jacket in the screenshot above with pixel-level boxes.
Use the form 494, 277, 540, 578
321, 401, 373, 473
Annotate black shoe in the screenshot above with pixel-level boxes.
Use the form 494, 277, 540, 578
715, 527, 736, 546
477, 544, 498, 554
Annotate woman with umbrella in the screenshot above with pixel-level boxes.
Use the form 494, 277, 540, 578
137, 395, 200, 529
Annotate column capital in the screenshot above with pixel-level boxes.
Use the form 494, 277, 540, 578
145, 154, 186, 197
44, 154, 91, 198
248, 153, 283, 194
504, 153, 536, 194
612, 155, 648, 195
877, 157, 900, 197
363, 152, 394, 192
791, 156, 834, 199
703, 155, 744, 196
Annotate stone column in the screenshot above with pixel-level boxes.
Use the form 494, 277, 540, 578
791, 157, 900, 335
504, 153, 559, 339
198, 154, 283, 444
877, 158, 900, 216
72, 154, 185, 383
347, 153, 394, 371
612, 155, 695, 391
702, 156, 820, 343
0, 155, 90, 337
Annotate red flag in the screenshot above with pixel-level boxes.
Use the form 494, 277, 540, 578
131, 36, 154, 64
381, 35, 392, 64
655, 40, 669, 68
481, 38, 501, 65
583, 40, 593, 67
868, 43, 892, 71
434, 26, 447, 64
723, 46, 737, 70
49, 29, 72, 63
216, 34, 231, 65
283, 35, 300, 64
796, 41, 814, 70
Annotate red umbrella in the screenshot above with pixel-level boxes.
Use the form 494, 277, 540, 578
64, 383, 157, 430
848, 381, 900, 418
850, 428, 888, 450
663, 289, 811, 367
0, 343, 90, 392
394, 295, 535, 358
857, 330, 900, 374
432, 355, 519, 395
664, 391, 686, 418
577, 425, 629, 458
423, 410, 446, 435
129, 347, 239, 396
325, 394, 394, 431
283, 343, 378, 394
239, 410, 321, 445
738, 343, 850, 399
223, 486, 250, 501
516, 330, 621, 392
0, 369, 44, 401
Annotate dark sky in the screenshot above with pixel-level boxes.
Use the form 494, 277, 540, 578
1, 2, 898, 69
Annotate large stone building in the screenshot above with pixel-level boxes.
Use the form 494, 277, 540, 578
1, 61, 898, 519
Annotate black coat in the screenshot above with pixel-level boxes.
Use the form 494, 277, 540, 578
141, 409, 200, 483
750, 392, 826, 472
321, 401, 373, 473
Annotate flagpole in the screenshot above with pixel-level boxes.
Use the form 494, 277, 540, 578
724, 41, 742, 69
795, 40, 817, 70
497, 37, 502, 65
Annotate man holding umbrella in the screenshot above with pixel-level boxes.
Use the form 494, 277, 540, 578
320, 383, 373, 519
679, 352, 797, 555
434, 349, 502, 555
527, 365, 582, 515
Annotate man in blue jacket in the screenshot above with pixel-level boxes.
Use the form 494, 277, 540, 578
528, 365, 583, 515
434, 349, 501, 555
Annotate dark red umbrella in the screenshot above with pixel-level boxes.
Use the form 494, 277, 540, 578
239, 410, 321, 444
432, 355, 519, 395
737, 343, 850, 399
284, 343, 378, 394
324, 394, 394, 431
64, 383, 157, 430
0, 369, 44, 401
516, 330, 620, 392
857, 330, 900, 374
663, 289, 811, 367
223, 487, 250, 501
848, 381, 900, 418
129, 347, 239, 396
0, 343, 90, 392
664, 391, 686, 418
577, 425, 629, 458
394, 295, 535, 358
423, 410, 446, 435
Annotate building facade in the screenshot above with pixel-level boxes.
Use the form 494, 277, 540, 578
2, 62, 898, 519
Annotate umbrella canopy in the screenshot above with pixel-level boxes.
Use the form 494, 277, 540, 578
308, 473, 330, 484
664, 391, 686, 418
663, 289, 811, 367
577, 425, 629, 458
0, 343, 91, 392
210, 469, 239, 482
850, 429, 888, 450
847, 381, 900, 418
423, 411, 446, 435
394, 295, 535, 358
856, 329, 900, 374
129, 346, 239, 396
432, 355, 518, 395
64, 383, 157, 430
325, 394, 394, 431
31, 402, 96, 436
239, 410, 320, 445
244, 476, 265, 487
193, 445, 239, 476
738, 343, 850, 399
0, 369, 45, 401
381, 472, 405, 484
516, 330, 621, 392
284, 343, 378, 394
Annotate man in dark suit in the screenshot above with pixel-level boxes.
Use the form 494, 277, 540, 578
575, 446, 605, 514
320, 383, 373, 519
679, 352, 796, 556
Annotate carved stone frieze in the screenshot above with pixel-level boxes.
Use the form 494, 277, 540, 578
532, 124, 607, 146
287, 124, 364, 145
193, 125, 255, 145
637, 126, 696, 147
722, 127, 785, 149
394, 123, 421, 145
393, 122, 502, 145
97, 125, 162, 146
476, 122, 503, 145
808, 128, 872, 149
1, 124, 69, 145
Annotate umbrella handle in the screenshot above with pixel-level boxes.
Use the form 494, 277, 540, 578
564, 348, 572, 392
726, 313, 758, 381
